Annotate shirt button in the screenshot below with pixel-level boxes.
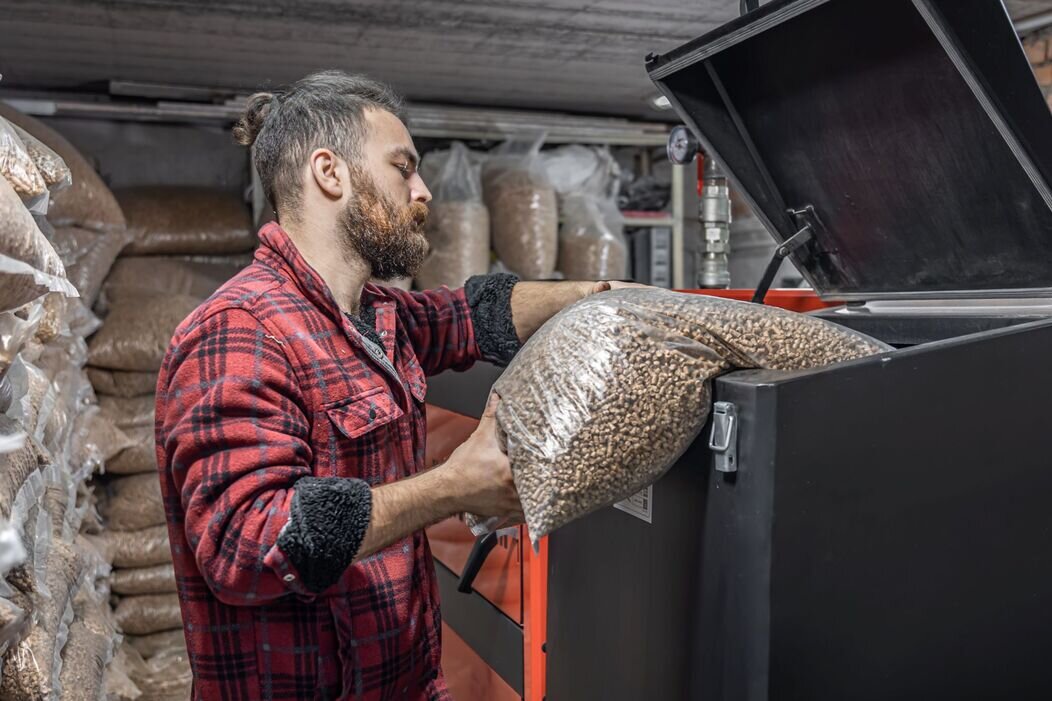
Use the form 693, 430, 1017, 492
380, 331, 387, 337
283, 574, 296, 582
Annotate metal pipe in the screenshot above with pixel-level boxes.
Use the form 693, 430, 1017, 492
695, 157, 732, 289
1016, 10, 1052, 35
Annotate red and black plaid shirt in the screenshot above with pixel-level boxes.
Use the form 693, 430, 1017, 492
156, 223, 484, 700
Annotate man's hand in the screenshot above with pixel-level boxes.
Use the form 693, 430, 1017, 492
441, 393, 523, 521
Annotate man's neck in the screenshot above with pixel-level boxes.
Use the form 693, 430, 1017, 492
282, 217, 370, 315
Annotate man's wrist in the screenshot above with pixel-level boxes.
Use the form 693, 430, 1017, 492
422, 461, 464, 520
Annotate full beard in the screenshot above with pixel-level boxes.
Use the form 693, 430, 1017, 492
338, 168, 430, 281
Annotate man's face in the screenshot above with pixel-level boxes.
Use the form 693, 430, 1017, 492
337, 109, 432, 281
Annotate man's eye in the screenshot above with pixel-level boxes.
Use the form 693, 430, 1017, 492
395, 163, 411, 178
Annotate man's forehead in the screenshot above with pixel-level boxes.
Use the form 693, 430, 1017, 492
365, 108, 416, 154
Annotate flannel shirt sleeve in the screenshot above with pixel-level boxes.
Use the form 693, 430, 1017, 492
389, 273, 521, 375
161, 306, 366, 604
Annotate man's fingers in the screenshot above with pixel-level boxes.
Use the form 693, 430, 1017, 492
480, 391, 501, 424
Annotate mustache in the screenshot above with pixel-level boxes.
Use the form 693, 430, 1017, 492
407, 202, 429, 228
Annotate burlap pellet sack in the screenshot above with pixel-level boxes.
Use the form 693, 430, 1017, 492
47, 226, 129, 307
0, 177, 74, 312
100, 256, 242, 309
116, 186, 255, 256
86, 367, 157, 398
86, 525, 170, 569
99, 473, 164, 532
114, 642, 192, 701
71, 406, 134, 474
111, 563, 177, 597
105, 424, 157, 475
481, 289, 890, 545
415, 201, 491, 290
126, 628, 184, 660
0, 104, 126, 232
87, 293, 199, 372
97, 395, 155, 431
102, 644, 141, 701
113, 593, 182, 636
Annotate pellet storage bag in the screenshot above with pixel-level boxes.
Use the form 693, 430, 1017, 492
415, 142, 491, 289
0, 178, 76, 312
481, 136, 558, 280
87, 293, 199, 372
484, 289, 890, 545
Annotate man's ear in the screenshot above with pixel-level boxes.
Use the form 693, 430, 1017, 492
308, 148, 345, 200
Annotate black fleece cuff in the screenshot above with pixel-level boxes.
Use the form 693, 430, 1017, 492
277, 477, 372, 594
465, 273, 521, 366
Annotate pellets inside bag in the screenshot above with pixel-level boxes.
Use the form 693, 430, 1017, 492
10, 124, 71, 191
0, 103, 127, 232
0, 116, 46, 199
1, 538, 86, 701
47, 226, 131, 308
557, 194, 627, 281
0, 177, 76, 313
477, 289, 891, 546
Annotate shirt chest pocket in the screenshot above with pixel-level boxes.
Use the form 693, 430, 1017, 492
312, 387, 405, 483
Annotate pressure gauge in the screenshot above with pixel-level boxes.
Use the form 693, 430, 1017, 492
667, 125, 700, 165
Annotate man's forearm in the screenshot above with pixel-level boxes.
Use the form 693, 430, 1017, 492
354, 466, 460, 560
509, 281, 596, 343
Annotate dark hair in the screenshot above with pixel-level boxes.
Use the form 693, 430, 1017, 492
233, 70, 405, 218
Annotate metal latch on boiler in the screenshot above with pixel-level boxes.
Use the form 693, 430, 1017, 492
708, 402, 738, 473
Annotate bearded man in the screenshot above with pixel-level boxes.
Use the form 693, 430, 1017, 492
155, 71, 630, 700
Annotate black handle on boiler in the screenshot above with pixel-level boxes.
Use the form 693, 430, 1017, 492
457, 532, 499, 593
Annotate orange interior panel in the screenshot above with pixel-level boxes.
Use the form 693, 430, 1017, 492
679, 288, 837, 313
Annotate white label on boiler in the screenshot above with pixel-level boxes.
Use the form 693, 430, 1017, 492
613, 485, 652, 524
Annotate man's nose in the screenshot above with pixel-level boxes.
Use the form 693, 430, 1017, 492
410, 173, 432, 204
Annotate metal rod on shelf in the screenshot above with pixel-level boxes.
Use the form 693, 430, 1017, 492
0, 92, 671, 146
671, 163, 686, 289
